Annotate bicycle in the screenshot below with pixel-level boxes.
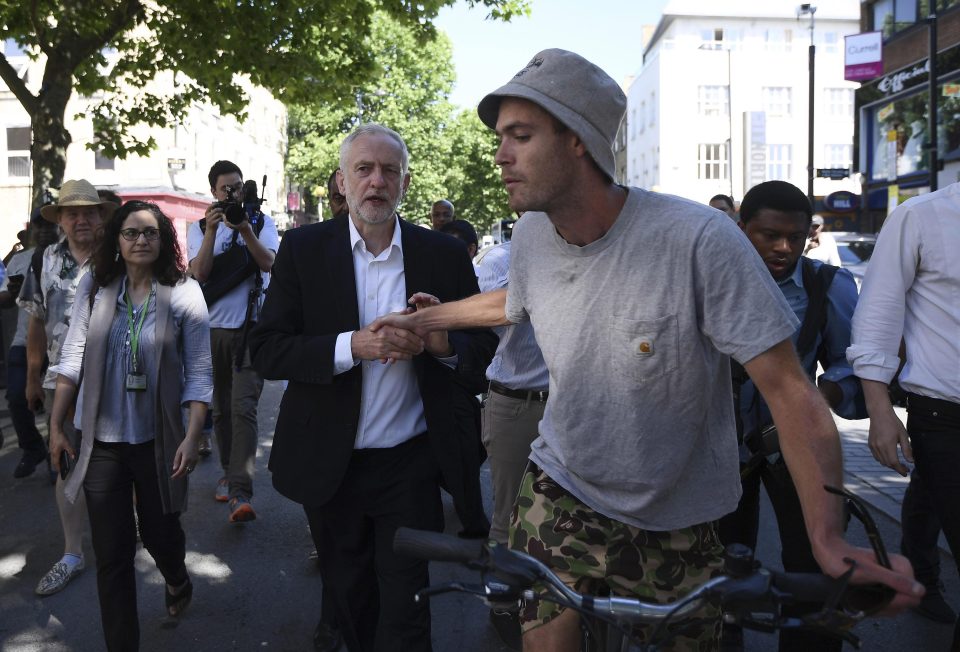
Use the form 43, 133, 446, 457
393, 485, 896, 651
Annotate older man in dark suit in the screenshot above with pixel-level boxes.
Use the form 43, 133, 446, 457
249, 123, 495, 652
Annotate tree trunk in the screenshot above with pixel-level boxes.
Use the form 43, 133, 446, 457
30, 61, 73, 211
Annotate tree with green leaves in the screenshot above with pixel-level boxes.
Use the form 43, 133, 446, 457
287, 10, 458, 225
0, 0, 528, 209
443, 109, 511, 233
286, 13, 511, 233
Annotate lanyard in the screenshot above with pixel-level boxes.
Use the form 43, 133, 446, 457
125, 288, 152, 373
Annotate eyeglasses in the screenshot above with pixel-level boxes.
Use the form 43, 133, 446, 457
119, 227, 160, 242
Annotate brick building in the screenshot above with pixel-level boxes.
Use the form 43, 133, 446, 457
855, 1, 960, 230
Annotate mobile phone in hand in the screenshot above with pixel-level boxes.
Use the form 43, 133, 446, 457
59, 450, 72, 480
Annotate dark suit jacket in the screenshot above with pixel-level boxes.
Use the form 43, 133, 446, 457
249, 215, 497, 524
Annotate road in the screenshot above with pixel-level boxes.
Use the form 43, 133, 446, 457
0, 380, 955, 651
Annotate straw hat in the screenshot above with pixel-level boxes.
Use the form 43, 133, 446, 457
40, 179, 118, 223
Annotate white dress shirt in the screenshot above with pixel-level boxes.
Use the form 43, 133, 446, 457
848, 182, 960, 403
805, 231, 841, 266
333, 216, 427, 448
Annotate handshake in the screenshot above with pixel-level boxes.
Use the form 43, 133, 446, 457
353, 293, 449, 363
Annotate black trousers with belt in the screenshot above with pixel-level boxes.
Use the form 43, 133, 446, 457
304, 433, 443, 652
84, 439, 188, 652
718, 456, 842, 652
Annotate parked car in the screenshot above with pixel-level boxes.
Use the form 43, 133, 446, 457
830, 232, 877, 287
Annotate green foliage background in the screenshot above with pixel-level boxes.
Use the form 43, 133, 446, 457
0, 0, 527, 211
287, 12, 511, 233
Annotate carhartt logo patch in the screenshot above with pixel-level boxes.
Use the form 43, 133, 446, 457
637, 340, 653, 356
514, 56, 544, 78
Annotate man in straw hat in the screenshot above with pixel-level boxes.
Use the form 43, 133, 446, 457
19, 179, 117, 595
373, 49, 922, 650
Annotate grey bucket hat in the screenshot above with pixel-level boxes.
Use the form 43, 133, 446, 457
477, 49, 626, 180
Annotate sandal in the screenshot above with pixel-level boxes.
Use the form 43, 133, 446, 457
165, 577, 193, 618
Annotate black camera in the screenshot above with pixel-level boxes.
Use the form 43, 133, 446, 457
213, 178, 266, 225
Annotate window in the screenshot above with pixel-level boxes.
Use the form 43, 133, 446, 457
649, 91, 656, 127
873, 0, 932, 38
6, 126, 30, 177
825, 88, 854, 119
821, 31, 839, 54
94, 149, 115, 170
762, 87, 792, 118
698, 86, 729, 117
700, 27, 724, 49
824, 144, 852, 169
698, 143, 728, 180
631, 109, 637, 140
766, 144, 792, 180
639, 101, 646, 134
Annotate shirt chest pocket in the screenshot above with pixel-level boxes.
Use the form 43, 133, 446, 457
610, 314, 680, 383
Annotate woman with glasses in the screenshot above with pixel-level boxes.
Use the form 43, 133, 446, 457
48, 200, 212, 651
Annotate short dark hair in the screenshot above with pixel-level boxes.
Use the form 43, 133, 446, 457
92, 200, 185, 287
709, 194, 734, 210
739, 181, 812, 225
327, 169, 339, 189
208, 160, 243, 189
97, 188, 123, 206
440, 219, 478, 246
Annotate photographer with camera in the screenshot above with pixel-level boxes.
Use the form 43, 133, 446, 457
188, 160, 278, 523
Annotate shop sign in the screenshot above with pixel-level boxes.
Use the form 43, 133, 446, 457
744, 112, 766, 190
878, 60, 930, 95
167, 157, 186, 171
845, 32, 883, 82
824, 190, 859, 212
877, 103, 895, 122
944, 83, 960, 98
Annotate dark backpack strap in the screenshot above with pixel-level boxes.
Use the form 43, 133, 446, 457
30, 244, 47, 289
795, 257, 838, 361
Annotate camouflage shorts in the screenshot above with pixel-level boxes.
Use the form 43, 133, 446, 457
509, 464, 724, 651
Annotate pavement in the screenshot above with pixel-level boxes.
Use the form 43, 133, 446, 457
0, 383, 956, 651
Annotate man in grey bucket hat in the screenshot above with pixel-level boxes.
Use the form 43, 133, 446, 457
377, 49, 922, 650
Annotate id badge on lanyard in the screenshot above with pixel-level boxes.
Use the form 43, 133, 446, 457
125, 287, 152, 392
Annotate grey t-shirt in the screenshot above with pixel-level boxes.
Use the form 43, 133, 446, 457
505, 188, 798, 531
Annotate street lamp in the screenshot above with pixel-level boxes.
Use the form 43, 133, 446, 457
798, 3, 816, 207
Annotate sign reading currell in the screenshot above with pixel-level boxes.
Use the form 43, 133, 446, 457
845, 32, 883, 82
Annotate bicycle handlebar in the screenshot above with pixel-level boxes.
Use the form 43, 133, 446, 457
394, 527, 880, 647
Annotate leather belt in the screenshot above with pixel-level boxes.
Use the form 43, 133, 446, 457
489, 381, 549, 403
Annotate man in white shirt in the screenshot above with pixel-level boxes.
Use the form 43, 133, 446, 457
249, 124, 496, 652
848, 182, 960, 646
805, 215, 842, 266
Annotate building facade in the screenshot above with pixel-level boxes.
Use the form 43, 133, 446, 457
854, 0, 960, 230
0, 39, 288, 252
624, 0, 860, 217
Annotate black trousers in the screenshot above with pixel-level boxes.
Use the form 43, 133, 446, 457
5, 345, 44, 452
84, 440, 188, 652
718, 457, 842, 652
304, 434, 443, 652
900, 465, 945, 588
904, 394, 960, 647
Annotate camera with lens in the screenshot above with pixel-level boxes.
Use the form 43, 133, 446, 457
213, 178, 265, 226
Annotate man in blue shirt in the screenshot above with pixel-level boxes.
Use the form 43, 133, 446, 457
719, 180, 863, 652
